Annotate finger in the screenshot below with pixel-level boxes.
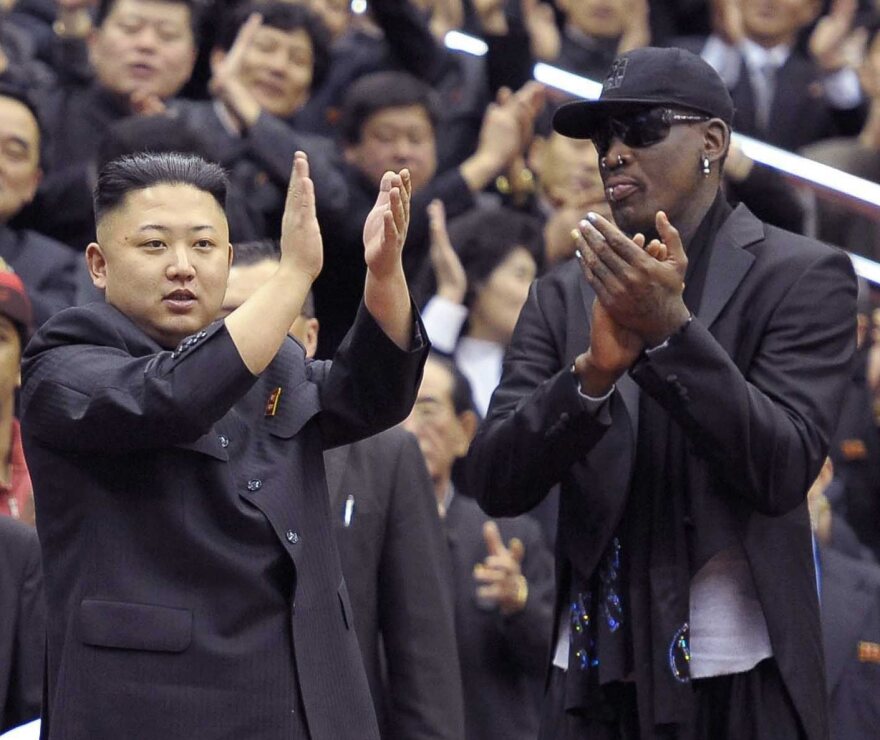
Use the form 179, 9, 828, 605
645, 239, 667, 261
389, 186, 407, 242
585, 211, 648, 266
476, 584, 501, 602
509, 537, 525, 563
575, 248, 616, 307
473, 565, 507, 584
483, 521, 505, 557
632, 233, 645, 249
495, 86, 512, 105
399, 168, 412, 222
483, 554, 516, 571
655, 211, 685, 262
226, 13, 263, 71
578, 221, 629, 290
382, 209, 397, 251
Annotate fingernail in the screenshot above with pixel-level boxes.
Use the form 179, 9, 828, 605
578, 219, 589, 230
586, 212, 598, 222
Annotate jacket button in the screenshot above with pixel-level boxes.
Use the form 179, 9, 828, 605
218, 435, 229, 448
247, 479, 262, 491
286, 530, 299, 544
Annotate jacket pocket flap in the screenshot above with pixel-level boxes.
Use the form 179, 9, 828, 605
266, 381, 322, 439
78, 599, 192, 652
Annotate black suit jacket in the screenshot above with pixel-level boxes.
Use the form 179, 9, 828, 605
323, 427, 466, 740
444, 494, 554, 740
466, 204, 858, 739
20, 300, 427, 740
0, 225, 81, 327
0, 516, 45, 733
820, 547, 880, 740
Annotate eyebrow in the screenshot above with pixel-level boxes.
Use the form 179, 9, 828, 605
137, 224, 218, 233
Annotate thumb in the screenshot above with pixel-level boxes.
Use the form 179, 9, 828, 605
655, 211, 685, 262
483, 521, 504, 556
509, 537, 525, 564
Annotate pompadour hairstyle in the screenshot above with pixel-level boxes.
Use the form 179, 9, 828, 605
93, 152, 228, 224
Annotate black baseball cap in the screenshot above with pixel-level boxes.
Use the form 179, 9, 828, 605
552, 47, 734, 139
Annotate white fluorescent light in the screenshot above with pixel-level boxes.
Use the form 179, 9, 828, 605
849, 253, 880, 285
444, 31, 488, 56
533, 62, 603, 100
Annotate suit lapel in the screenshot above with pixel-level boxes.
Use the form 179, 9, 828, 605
697, 205, 760, 328
820, 549, 875, 692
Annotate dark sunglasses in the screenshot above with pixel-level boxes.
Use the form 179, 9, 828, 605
591, 108, 710, 156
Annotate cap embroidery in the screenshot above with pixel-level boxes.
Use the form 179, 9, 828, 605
604, 58, 628, 91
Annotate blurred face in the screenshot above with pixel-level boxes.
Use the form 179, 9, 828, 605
236, 26, 314, 117
221, 259, 278, 317
741, 0, 820, 48
532, 133, 608, 215
89, 0, 197, 99
558, 0, 627, 38
0, 315, 22, 400
0, 97, 41, 223
87, 184, 232, 348
403, 359, 470, 485
469, 247, 537, 345
597, 109, 720, 237
345, 105, 437, 192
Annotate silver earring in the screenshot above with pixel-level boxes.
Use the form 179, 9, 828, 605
701, 155, 711, 177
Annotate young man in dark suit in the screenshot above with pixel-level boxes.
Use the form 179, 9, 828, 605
20, 151, 427, 739
466, 46, 858, 739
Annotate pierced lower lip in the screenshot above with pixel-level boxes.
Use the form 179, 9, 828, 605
606, 183, 638, 203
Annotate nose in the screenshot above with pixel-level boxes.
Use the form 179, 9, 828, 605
132, 24, 161, 51
166, 245, 195, 281
264, 48, 288, 75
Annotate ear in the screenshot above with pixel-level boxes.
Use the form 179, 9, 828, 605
303, 318, 320, 358
704, 119, 729, 167
21, 166, 42, 208
454, 409, 480, 455
227, 242, 234, 270
86, 242, 108, 290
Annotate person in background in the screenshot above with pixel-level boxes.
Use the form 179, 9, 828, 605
403, 353, 554, 740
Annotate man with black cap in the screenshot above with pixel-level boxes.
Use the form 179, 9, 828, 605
466, 46, 858, 739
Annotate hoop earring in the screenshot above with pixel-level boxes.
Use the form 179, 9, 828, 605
701, 155, 711, 177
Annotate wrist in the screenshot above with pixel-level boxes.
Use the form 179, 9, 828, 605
436, 284, 466, 304
460, 151, 505, 192
643, 309, 692, 349
573, 351, 620, 397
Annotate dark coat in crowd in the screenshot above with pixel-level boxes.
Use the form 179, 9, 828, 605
0, 516, 45, 734
324, 426, 466, 740
820, 546, 880, 740
20, 300, 428, 740
444, 494, 554, 740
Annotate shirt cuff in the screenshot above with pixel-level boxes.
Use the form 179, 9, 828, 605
571, 366, 614, 423
823, 67, 863, 109
422, 296, 468, 353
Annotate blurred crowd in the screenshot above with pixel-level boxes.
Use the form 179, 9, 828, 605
2, 0, 880, 738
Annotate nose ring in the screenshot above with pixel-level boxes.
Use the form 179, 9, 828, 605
600, 155, 625, 170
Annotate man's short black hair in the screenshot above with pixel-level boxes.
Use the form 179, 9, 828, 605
95, 0, 200, 35
230, 241, 315, 317
447, 207, 543, 308
93, 152, 228, 224
216, 2, 331, 91
428, 353, 478, 417
338, 71, 439, 145
97, 114, 212, 172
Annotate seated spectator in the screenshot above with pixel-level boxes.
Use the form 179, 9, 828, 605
0, 86, 80, 324
315, 70, 540, 357
0, 270, 33, 526
0, 515, 45, 733
689, 0, 866, 150
172, 2, 347, 237
402, 354, 554, 740
24, 0, 199, 248
219, 240, 467, 740
808, 463, 880, 739
423, 203, 541, 416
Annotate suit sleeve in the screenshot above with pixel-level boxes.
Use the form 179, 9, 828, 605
21, 310, 257, 452
309, 301, 429, 449
465, 277, 615, 517
378, 432, 465, 740
631, 247, 858, 515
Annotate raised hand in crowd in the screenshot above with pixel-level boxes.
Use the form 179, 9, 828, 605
474, 521, 529, 616
428, 199, 467, 304
521, 0, 560, 62
809, 0, 867, 74
209, 12, 264, 131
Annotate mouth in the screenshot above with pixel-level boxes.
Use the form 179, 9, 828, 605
163, 289, 197, 312
253, 79, 286, 98
603, 176, 639, 204
128, 62, 158, 79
